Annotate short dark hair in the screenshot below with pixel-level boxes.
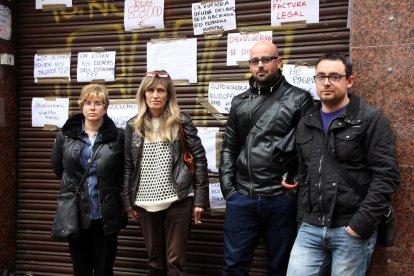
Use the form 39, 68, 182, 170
316, 53, 353, 77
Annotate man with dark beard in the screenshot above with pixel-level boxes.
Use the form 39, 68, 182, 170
219, 41, 313, 275
286, 53, 400, 276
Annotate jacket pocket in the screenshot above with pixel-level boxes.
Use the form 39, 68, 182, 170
335, 128, 364, 161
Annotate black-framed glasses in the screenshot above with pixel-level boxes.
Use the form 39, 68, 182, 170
314, 73, 347, 83
248, 56, 278, 66
146, 71, 169, 78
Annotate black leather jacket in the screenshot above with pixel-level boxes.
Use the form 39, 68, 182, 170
121, 112, 209, 212
51, 113, 127, 235
296, 93, 400, 239
219, 73, 314, 199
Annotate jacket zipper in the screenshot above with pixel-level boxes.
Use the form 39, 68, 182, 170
247, 94, 254, 196
318, 154, 326, 225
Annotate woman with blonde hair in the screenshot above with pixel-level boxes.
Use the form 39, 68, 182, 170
51, 84, 127, 275
121, 71, 208, 275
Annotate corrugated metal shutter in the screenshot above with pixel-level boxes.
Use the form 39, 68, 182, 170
16, 1, 349, 275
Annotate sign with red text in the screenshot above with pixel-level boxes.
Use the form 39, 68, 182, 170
0, 5, 11, 41
283, 64, 319, 100
77, 51, 116, 82
227, 31, 273, 66
271, 0, 319, 26
124, 0, 165, 31
192, 0, 236, 36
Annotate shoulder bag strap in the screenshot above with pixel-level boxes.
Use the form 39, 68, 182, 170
74, 143, 104, 195
178, 119, 187, 152
317, 137, 367, 197
248, 85, 293, 134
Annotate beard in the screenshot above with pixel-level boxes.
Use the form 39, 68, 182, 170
254, 70, 279, 87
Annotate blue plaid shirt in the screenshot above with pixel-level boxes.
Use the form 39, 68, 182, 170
80, 127, 102, 220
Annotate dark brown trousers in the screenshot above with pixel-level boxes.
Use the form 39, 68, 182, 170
138, 197, 193, 276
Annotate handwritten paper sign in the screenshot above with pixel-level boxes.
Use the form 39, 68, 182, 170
77, 51, 116, 83
208, 81, 248, 113
0, 5, 12, 41
33, 53, 71, 82
147, 38, 197, 83
124, 0, 165, 31
31, 97, 69, 128
107, 99, 138, 128
227, 31, 273, 66
283, 64, 319, 100
36, 0, 72, 9
192, 0, 236, 36
271, 0, 319, 26
209, 183, 226, 209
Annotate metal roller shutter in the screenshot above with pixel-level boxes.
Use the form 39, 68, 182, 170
16, 1, 349, 275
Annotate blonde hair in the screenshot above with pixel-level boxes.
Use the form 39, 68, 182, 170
78, 84, 109, 108
132, 72, 180, 143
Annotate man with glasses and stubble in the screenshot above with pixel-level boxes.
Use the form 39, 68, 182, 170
286, 53, 400, 276
219, 41, 313, 275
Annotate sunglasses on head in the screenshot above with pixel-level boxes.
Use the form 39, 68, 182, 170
145, 71, 169, 78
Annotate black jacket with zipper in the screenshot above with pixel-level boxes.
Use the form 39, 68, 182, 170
296, 93, 400, 239
51, 113, 127, 235
219, 72, 314, 199
121, 112, 209, 212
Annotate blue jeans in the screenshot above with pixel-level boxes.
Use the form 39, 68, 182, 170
286, 223, 376, 276
222, 191, 297, 276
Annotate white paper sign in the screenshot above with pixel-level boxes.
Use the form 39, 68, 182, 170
209, 183, 226, 209
33, 53, 71, 82
31, 98, 69, 128
0, 5, 12, 41
77, 51, 116, 83
208, 81, 248, 114
197, 127, 220, 173
107, 100, 138, 128
192, 0, 236, 36
271, 0, 319, 26
283, 64, 319, 100
227, 31, 273, 66
36, 0, 72, 9
147, 38, 197, 83
124, 0, 165, 31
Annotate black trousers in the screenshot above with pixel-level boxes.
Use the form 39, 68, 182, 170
69, 219, 119, 276
137, 197, 193, 276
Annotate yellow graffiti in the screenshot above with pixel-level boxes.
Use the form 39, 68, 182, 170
52, 0, 123, 23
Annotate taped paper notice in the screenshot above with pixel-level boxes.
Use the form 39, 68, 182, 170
32, 97, 69, 128
227, 31, 273, 66
147, 38, 197, 84
36, 0, 72, 9
283, 64, 319, 100
192, 0, 236, 36
107, 99, 138, 128
208, 81, 248, 114
209, 182, 226, 210
124, 0, 165, 31
33, 53, 71, 83
77, 51, 116, 83
271, 0, 319, 26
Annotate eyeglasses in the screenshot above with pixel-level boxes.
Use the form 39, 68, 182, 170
83, 101, 105, 108
248, 56, 278, 66
145, 71, 169, 78
314, 73, 347, 84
